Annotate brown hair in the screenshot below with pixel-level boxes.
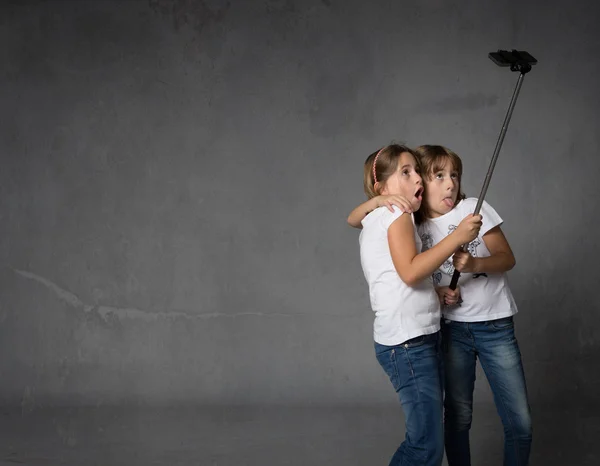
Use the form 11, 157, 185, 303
363, 144, 418, 199
413, 145, 466, 224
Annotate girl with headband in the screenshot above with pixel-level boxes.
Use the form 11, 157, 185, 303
355, 144, 481, 466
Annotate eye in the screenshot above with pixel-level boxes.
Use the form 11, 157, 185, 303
435, 172, 443, 179
451, 172, 459, 179
402, 169, 410, 176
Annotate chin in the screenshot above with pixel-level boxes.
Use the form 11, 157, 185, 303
441, 202, 454, 212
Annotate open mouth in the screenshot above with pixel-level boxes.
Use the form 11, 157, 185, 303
442, 196, 454, 208
414, 187, 424, 201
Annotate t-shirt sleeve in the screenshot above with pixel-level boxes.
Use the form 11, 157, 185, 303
478, 200, 503, 236
381, 206, 406, 230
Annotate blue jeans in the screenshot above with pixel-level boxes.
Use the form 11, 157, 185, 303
441, 317, 532, 466
375, 332, 444, 466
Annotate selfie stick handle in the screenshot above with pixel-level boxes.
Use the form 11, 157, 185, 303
448, 70, 528, 291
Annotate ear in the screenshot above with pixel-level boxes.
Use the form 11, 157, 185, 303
373, 181, 381, 195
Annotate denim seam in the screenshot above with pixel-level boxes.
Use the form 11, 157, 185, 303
402, 346, 416, 381
491, 322, 514, 331
391, 349, 400, 391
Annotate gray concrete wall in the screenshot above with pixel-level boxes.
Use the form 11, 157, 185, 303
1, 0, 598, 407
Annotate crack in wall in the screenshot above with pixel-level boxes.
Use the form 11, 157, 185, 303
12, 269, 353, 321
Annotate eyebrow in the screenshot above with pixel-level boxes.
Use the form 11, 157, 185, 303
400, 164, 412, 170
433, 167, 459, 173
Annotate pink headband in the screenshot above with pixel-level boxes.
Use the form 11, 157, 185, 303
373, 147, 385, 184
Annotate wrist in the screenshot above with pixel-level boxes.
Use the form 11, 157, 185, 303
363, 198, 378, 215
453, 233, 468, 249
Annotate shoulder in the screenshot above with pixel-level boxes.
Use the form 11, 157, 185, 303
457, 197, 478, 212
458, 197, 499, 213
364, 206, 406, 231
456, 198, 503, 233
382, 206, 409, 230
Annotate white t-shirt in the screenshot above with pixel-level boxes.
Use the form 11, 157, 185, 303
359, 206, 441, 346
417, 198, 518, 322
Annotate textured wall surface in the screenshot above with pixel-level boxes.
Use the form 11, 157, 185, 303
1, 0, 599, 407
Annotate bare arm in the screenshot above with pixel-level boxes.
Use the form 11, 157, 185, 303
388, 214, 482, 286
453, 226, 516, 274
347, 198, 381, 228
347, 195, 414, 229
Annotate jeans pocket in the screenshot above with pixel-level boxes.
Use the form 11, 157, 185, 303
404, 335, 427, 348
490, 316, 514, 330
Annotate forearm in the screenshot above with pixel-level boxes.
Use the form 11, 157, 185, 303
347, 198, 379, 228
389, 213, 481, 287
405, 234, 463, 285
471, 252, 515, 274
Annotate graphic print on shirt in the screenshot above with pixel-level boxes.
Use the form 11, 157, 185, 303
420, 230, 442, 285
442, 258, 455, 276
420, 231, 433, 252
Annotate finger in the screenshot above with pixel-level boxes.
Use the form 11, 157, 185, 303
394, 201, 407, 212
393, 198, 411, 211
390, 199, 410, 212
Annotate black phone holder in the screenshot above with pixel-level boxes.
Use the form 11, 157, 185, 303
489, 49, 537, 74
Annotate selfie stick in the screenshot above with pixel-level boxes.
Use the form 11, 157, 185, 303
449, 50, 537, 291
